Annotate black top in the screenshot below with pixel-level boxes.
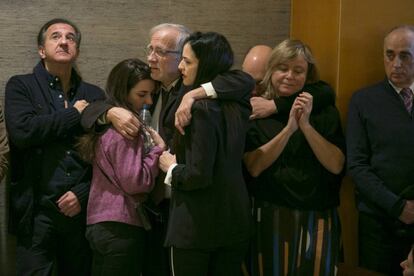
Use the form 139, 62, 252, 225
245, 91, 345, 210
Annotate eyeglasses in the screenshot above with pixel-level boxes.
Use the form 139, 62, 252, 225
145, 45, 180, 58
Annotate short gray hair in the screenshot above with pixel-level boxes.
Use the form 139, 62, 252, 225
149, 23, 191, 55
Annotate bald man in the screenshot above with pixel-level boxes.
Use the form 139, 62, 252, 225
242, 45, 272, 96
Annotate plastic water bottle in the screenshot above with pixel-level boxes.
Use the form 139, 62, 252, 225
139, 104, 154, 152
139, 104, 152, 126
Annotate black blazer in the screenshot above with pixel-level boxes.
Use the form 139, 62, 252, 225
165, 99, 252, 249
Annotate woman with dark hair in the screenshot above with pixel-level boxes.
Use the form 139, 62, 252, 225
159, 32, 251, 276
78, 58, 166, 275
243, 39, 345, 275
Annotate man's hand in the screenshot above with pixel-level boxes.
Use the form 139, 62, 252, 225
399, 200, 414, 224
107, 107, 140, 140
73, 100, 89, 113
56, 191, 81, 217
175, 93, 195, 135
250, 97, 277, 119
159, 151, 176, 173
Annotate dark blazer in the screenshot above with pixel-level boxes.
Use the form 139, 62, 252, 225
347, 79, 414, 220
165, 98, 252, 249
4, 62, 105, 235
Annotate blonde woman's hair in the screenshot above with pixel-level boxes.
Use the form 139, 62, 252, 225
260, 39, 319, 99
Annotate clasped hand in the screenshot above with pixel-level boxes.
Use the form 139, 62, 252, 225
286, 92, 313, 133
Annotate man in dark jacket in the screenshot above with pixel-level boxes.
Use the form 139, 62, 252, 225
4, 18, 105, 276
347, 25, 414, 275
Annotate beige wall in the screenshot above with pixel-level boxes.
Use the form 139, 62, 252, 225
0, 0, 290, 101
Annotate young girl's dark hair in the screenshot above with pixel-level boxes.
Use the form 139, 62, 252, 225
78, 58, 155, 162
105, 59, 153, 111
175, 32, 241, 154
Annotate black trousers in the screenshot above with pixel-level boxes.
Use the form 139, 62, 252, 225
170, 240, 249, 276
86, 221, 146, 276
359, 212, 414, 276
142, 199, 171, 276
16, 208, 91, 276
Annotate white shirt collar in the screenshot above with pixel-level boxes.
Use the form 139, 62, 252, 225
388, 80, 414, 95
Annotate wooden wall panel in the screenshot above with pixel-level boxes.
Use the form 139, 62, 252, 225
290, 0, 339, 88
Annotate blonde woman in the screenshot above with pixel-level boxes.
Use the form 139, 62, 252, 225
244, 39, 345, 275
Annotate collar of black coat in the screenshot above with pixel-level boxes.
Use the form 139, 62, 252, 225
34, 61, 82, 91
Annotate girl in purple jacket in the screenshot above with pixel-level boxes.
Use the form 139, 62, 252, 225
78, 58, 165, 275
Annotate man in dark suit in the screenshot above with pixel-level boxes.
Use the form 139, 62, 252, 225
4, 18, 105, 275
347, 25, 414, 275
80, 23, 254, 275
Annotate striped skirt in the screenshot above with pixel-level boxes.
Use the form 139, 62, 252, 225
243, 201, 341, 276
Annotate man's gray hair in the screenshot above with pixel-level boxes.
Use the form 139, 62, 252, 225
149, 23, 191, 54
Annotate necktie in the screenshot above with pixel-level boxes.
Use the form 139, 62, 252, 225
161, 88, 169, 110
400, 88, 413, 114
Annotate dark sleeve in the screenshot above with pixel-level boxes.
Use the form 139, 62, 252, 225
346, 93, 404, 218
5, 76, 81, 149
313, 106, 345, 153
80, 100, 113, 131
171, 103, 218, 191
273, 97, 294, 115
245, 121, 262, 153
70, 167, 92, 210
274, 80, 336, 114
211, 69, 254, 106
